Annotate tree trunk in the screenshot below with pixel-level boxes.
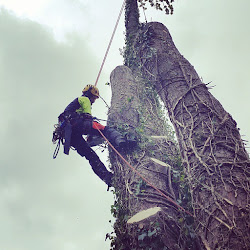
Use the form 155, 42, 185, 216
107, 65, 197, 249
125, 0, 139, 39
124, 0, 140, 68
135, 21, 250, 249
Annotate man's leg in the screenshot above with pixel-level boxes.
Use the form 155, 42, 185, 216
71, 131, 113, 186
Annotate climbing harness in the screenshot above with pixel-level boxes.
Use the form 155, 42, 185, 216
94, 0, 126, 86
52, 113, 75, 158
52, 115, 106, 158
63, 121, 72, 155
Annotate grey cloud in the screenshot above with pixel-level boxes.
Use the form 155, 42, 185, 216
0, 8, 113, 250
1, 0, 249, 249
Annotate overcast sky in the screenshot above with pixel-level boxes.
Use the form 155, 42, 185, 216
0, 0, 249, 250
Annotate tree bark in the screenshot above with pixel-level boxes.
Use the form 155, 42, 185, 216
108, 65, 197, 249
124, 0, 140, 68
136, 21, 250, 249
125, 0, 139, 39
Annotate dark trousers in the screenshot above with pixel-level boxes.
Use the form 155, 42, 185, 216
70, 118, 112, 185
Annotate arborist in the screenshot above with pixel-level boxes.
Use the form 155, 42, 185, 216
53, 84, 136, 188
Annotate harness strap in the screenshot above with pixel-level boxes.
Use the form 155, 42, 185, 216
63, 122, 72, 155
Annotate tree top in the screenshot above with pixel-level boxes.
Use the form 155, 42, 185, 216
138, 0, 175, 15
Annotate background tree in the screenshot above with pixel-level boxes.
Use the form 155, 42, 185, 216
127, 3, 250, 250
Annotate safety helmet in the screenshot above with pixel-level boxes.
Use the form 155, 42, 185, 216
82, 84, 99, 98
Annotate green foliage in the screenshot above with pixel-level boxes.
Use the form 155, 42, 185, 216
109, 189, 130, 249
135, 179, 147, 195
171, 155, 192, 211
136, 226, 167, 249
123, 33, 140, 68
138, 0, 175, 15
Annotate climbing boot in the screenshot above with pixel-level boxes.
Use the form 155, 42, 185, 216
103, 127, 126, 148
87, 135, 105, 147
103, 172, 113, 191
117, 138, 137, 152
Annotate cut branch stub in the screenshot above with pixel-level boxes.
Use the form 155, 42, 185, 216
151, 136, 169, 139
150, 157, 176, 199
127, 206, 162, 224
150, 157, 171, 168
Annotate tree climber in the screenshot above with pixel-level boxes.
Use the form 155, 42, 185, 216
53, 84, 135, 188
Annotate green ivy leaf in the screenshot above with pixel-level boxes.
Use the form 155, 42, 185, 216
148, 229, 157, 237
138, 232, 147, 241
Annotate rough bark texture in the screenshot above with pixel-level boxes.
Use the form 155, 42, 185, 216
135, 21, 250, 249
107, 65, 196, 249
125, 0, 139, 39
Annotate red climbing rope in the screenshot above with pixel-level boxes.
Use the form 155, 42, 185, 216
94, 125, 193, 217
94, 0, 126, 87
